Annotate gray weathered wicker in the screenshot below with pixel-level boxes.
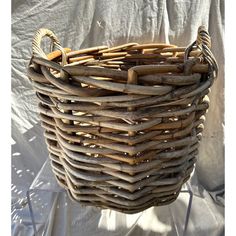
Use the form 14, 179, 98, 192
27, 26, 218, 214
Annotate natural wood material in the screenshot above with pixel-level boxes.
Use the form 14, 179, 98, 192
28, 26, 218, 214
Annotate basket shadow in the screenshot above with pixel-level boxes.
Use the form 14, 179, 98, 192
12, 122, 49, 234
97, 206, 177, 236
12, 122, 48, 196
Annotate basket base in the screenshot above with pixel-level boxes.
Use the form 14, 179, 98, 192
54, 169, 192, 214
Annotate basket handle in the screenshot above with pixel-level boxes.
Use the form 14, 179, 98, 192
196, 26, 212, 49
184, 26, 218, 78
32, 28, 67, 65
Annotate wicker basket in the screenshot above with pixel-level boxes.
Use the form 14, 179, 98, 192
27, 26, 218, 214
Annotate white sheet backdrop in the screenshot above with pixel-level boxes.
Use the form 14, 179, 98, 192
12, 0, 224, 235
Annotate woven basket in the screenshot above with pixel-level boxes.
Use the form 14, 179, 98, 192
27, 26, 218, 214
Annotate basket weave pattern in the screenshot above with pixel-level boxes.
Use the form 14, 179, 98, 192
28, 27, 217, 213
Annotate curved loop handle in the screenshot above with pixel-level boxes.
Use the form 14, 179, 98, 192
196, 26, 212, 49
184, 26, 218, 78
32, 28, 67, 65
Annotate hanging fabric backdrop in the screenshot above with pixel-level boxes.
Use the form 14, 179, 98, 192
12, 0, 224, 235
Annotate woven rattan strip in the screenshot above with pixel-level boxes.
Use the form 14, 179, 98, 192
27, 26, 218, 214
